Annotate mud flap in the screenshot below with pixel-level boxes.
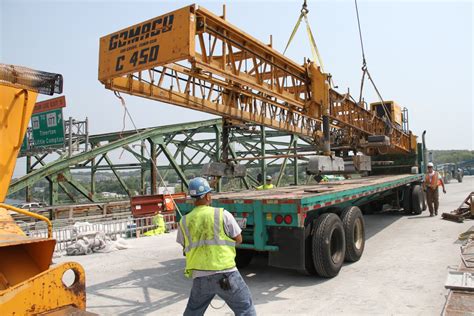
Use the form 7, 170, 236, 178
268, 226, 305, 270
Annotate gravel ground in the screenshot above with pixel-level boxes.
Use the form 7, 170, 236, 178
56, 176, 474, 315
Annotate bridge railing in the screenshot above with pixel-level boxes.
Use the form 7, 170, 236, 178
18, 213, 177, 253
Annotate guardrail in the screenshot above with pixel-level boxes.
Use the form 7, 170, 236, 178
18, 213, 177, 253
12, 200, 131, 222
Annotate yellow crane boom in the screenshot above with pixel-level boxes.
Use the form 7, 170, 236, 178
98, 4, 416, 156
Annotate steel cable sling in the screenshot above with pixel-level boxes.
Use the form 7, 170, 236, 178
353, 0, 393, 133
283, 0, 325, 73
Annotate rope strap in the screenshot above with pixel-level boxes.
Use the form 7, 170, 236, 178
283, 1, 325, 72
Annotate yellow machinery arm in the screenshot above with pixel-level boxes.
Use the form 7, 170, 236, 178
0, 64, 90, 315
98, 4, 416, 155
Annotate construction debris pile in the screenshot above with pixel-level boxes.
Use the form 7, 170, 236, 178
442, 192, 474, 223
461, 240, 474, 269
443, 226, 474, 314
459, 227, 474, 269
65, 222, 130, 256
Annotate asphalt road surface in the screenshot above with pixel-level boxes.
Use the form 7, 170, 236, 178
57, 176, 474, 315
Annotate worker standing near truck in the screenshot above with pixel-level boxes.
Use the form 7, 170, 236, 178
424, 162, 446, 216
256, 175, 274, 190
177, 177, 256, 316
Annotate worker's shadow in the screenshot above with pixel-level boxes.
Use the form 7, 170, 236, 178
363, 212, 405, 239
238, 254, 330, 306
86, 256, 328, 315
86, 258, 189, 315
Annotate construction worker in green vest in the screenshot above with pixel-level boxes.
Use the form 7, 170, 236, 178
177, 177, 256, 316
256, 175, 274, 190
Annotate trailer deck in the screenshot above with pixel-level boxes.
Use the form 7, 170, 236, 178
177, 174, 423, 209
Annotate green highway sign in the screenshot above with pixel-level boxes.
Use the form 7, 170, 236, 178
20, 135, 28, 154
31, 108, 65, 147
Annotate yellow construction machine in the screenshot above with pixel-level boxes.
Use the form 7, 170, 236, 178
0, 64, 89, 315
98, 3, 418, 177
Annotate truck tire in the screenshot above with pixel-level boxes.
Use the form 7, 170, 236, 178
341, 206, 365, 262
236, 249, 254, 269
312, 213, 345, 278
402, 186, 412, 214
411, 185, 423, 215
421, 190, 427, 211
298, 223, 317, 275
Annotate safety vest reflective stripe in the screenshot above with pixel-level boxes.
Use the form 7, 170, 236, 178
181, 207, 235, 253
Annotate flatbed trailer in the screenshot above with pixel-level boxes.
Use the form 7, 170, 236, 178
176, 173, 425, 277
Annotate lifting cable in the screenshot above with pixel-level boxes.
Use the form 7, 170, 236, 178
355, 0, 367, 106
114, 92, 227, 310
113, 92, 228, 310
113, 91, 183, 218
353, 0, 393, 131
283, 0, 325, 73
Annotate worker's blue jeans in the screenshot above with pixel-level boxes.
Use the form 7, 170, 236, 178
183, 270, 256, 316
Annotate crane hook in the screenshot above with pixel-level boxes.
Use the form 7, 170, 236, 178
301, 0, 309, 14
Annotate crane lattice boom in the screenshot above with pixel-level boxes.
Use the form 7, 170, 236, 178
98, 4, 416, 155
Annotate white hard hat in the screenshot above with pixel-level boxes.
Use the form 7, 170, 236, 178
427, 162, 434, 167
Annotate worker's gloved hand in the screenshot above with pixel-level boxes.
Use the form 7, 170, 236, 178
443, 189, 446, 194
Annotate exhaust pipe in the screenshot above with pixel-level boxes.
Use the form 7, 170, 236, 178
422, 130, 428, 171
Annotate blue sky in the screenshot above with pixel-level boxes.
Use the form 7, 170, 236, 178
1, 0, 473, 154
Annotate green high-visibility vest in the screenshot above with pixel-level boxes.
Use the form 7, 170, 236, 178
256, 184, 274, 190
179, 205, 236, 278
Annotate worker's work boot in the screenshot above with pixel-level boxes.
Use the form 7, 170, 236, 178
435, 210, 438, 216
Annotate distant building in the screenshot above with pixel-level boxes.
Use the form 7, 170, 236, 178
101, 192, 126, 198
158, 186, 175, 194
33, 187, 45, 193
145, 186, 176, 195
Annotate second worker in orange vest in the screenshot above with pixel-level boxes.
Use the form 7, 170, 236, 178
423, 162, 446, 216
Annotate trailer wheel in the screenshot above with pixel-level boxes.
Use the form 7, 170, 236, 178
411, 185, 423, 215
236, 249, 254, 269
421, 190, 427, 211
312, 213, 345, 278
341, 206, 365, 262
402, 186, 412, 214
298, 223, 317, 275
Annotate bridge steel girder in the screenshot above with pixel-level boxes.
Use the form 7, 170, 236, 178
9, 119, 222, 195
61, 171, 99, 203
276, 136, 297, 187
35, 157, 77, 203
103, 154, 131, 197
158, 143, 189, 188
122, 145, 150, 164
149, 139, 158, 195
10, 118, 311, 205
